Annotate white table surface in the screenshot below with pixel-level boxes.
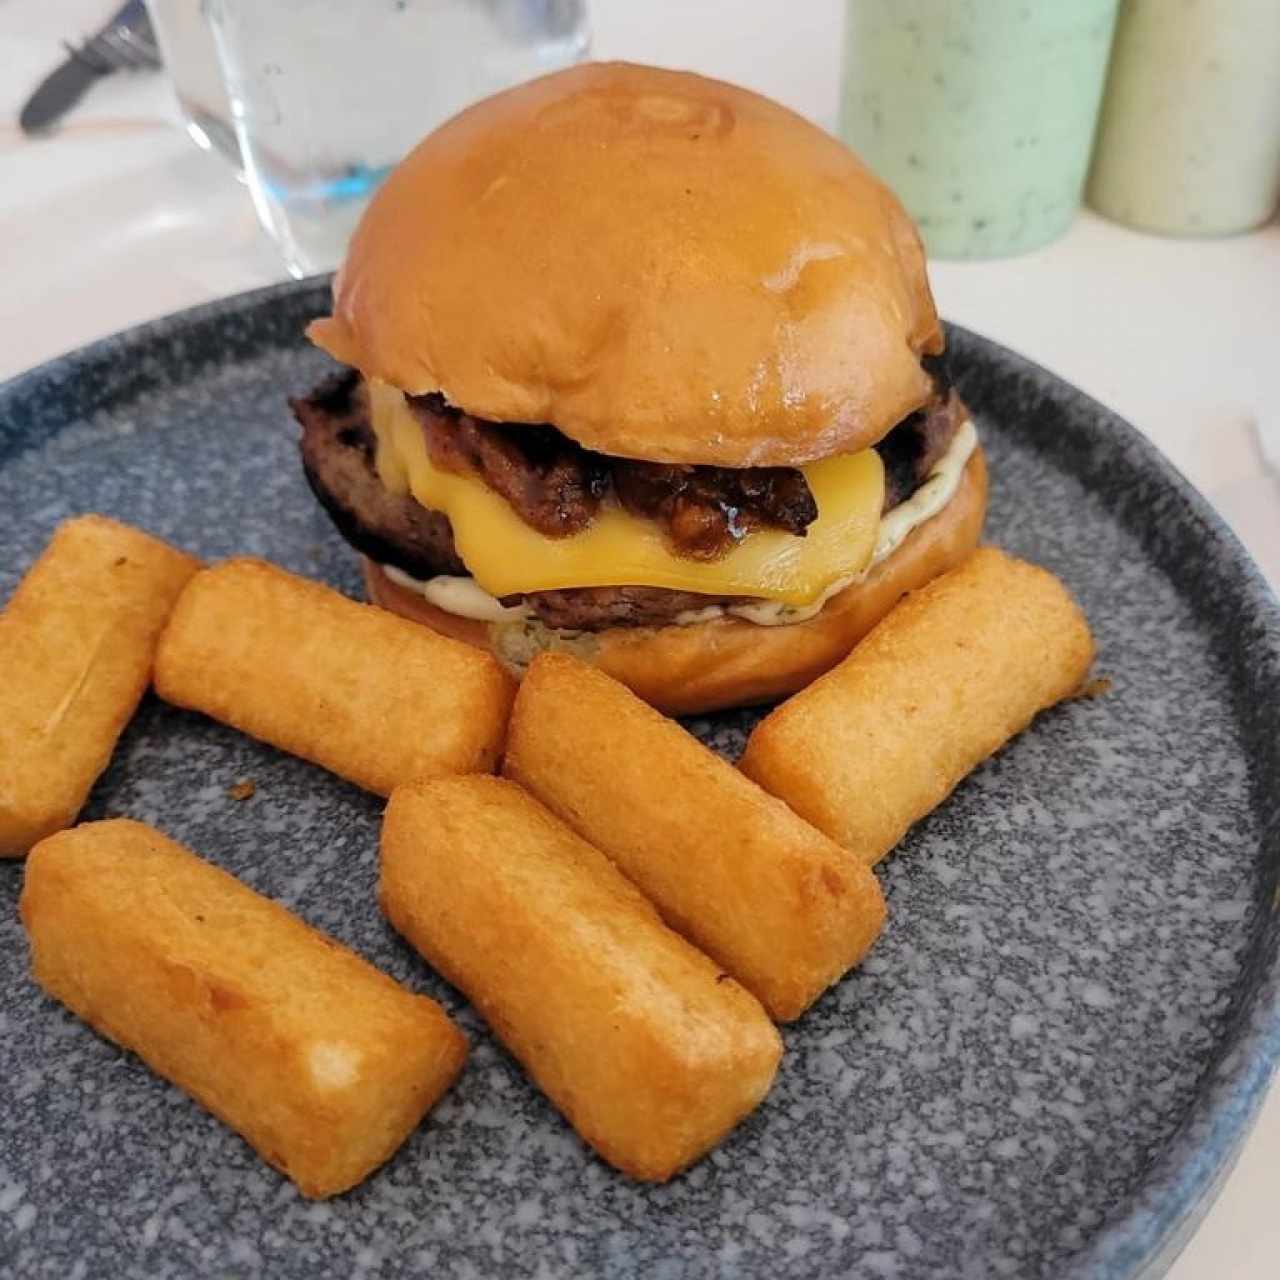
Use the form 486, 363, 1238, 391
3, 3, 1278, 1276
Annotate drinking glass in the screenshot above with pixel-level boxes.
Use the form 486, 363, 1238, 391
206, 0, 590, 278
144, 0, 241, 166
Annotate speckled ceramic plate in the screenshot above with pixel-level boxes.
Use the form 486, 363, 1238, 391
1, 279, 1277, 1280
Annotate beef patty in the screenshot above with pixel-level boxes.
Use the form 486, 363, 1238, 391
291, 369, 964, 631
294, 371, 465, 581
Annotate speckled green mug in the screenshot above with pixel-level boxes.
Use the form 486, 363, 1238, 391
839, 0, 1120, 259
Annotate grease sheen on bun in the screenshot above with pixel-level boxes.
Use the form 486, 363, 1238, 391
309, 61, 942, 468
364, 450, 988, 716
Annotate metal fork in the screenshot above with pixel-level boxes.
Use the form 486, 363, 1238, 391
66, 0, 161, 74
19, 0, 162, 133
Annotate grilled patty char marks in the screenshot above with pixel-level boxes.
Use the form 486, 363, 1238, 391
879, 391, 964, 512
291, 369, 964, 631
292, 370, 466, 580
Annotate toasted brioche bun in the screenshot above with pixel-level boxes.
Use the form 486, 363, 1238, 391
362, 448, 987, 716
309, 62, 941, 468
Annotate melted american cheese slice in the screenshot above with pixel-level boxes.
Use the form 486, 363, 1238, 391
368, 381, 885, 606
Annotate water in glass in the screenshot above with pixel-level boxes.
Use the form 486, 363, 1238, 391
206, 0, 590, 278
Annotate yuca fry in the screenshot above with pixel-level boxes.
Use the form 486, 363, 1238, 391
21, 819, 467, 1199
154, 558, 515, 795
379, 776, 783, 1182
503, 653, 885, 1021
739, 546, 1095, 863
0, 515, 199, 857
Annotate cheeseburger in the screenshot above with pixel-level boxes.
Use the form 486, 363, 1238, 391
294, 62, 987, 715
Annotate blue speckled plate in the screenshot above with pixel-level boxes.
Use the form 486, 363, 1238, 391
1, 279, 1277, 1280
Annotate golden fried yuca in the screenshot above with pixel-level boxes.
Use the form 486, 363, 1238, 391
154, 558, 515, 795
21, 819, 467, 1198
379, 776, 783, 1182
0, 516, 199, 857
502, 653, 885, 1021
739, 547, 1095, 862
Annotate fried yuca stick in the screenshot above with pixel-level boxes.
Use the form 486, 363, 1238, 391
739, 546, 1095, 863
154, 558, 515, 795
0, 515, 199, 857
22, 819, 467, 1198
502, 653, 885, 1021
380, 776, 783, 1182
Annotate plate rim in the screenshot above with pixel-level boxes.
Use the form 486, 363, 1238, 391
2, 276, 1278, 1280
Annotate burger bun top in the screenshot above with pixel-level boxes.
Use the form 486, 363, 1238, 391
309, 61, 942, 468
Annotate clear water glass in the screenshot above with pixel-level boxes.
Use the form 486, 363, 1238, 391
206, 0, 590, 278
144, 0, 242, 166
